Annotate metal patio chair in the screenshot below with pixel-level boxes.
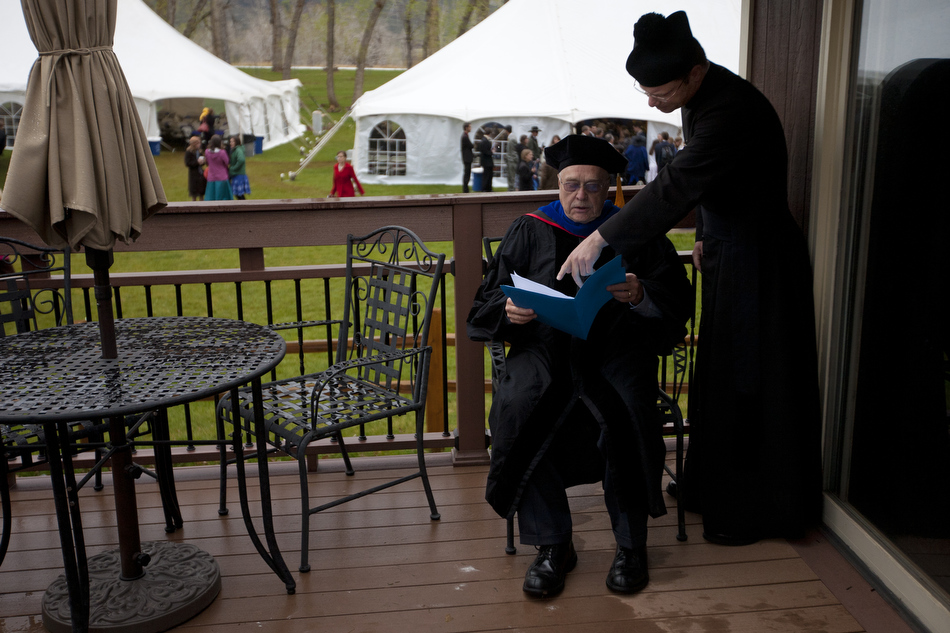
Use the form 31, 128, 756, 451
216, 226, 444, 573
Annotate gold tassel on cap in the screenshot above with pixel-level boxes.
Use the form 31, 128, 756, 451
614, 174, 625, 207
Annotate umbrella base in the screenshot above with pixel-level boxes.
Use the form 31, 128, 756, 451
41, 541, 221, 633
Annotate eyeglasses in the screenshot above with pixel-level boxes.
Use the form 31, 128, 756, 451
634, 78, 685, 103
559, 179, 607, 194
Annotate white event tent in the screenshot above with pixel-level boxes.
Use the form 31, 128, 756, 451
0, 0, 304, 152
352, 0, 740, 185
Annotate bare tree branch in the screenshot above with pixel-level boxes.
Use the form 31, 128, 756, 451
183, 0, 209, 38
326, 0, 340, 110
283, 0, 309, 80
354, 0, 387, 102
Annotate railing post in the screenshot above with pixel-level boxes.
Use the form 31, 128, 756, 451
452, 204, 490, 466
425, 308, 445, 433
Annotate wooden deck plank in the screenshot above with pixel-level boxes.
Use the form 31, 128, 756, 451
0, 456, 910, 633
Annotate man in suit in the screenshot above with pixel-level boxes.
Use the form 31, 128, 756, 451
461, 123, 474, 193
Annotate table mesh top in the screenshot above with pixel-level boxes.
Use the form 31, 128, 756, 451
0, 317, 285, 422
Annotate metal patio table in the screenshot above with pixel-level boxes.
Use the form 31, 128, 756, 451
0, 316, 295, 633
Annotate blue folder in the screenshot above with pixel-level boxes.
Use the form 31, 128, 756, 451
501, 256, 625, 340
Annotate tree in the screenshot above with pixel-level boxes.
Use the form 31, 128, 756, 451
270, 0, 282, 73
183, 0, 209, 39
423, 0, 439, 59
353, 0, 388, 102
326, 0, 340, 111
403, 0, 418, 69
282, 0, 309, 80
456, 0, 489, 38
152, 0, 177, 25
210, 0, 230, 62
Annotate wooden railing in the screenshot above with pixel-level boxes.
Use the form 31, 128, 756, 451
0, 188, 696, 468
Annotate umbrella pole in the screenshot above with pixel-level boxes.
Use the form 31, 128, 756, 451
85, 248, 118, 359
85, 248, 146, 580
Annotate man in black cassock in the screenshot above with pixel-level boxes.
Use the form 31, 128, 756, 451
467, 135, 693, 598
558, 11, 823, 545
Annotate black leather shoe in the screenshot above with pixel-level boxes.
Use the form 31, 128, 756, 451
523, 541, 577, 597
605, 545, 649, 594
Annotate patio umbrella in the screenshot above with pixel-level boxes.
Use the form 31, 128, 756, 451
0, 0, 166, 358
0, 0, 168, 626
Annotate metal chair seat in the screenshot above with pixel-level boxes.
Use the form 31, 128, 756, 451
223, 349, 426, 449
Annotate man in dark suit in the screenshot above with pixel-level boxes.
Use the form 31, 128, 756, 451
478, 130, 494, 192
460, 123, 474, 193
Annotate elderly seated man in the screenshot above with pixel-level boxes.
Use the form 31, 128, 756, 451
467, 135, 693, 598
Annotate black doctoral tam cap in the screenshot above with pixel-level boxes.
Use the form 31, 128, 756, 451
544, 135, 628, 174
625, 11, 702, 87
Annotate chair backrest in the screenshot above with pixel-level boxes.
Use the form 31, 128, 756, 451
0, 237, 73, 337
340, 226, 445, 394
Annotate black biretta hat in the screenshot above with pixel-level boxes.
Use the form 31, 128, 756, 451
625, 11, 702, 87
544, 135, 628, 174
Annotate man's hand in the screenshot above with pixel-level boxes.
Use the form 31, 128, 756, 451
556, 230, 608, 287
505, 298, 537, 325
692, 240, 703, 273
606, 273, 643, 305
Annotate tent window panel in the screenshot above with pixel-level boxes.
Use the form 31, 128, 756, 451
1, 102, 22, 149
368, 121, 407, 176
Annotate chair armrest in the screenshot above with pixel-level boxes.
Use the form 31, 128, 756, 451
268, 319, 343, 332
308, 346, 431, 416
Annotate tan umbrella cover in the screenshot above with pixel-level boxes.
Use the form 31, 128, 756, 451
0, 0, 166, 251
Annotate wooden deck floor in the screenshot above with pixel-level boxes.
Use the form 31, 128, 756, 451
0, 452, 917, 633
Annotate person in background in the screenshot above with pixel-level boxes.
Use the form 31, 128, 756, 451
467, 135, 693, 598
229, 135, 251, 200
461, 123, 475, 193
478, 131, 494, 192
0, 122, 7, 154
329, 150, 364, 197
517, 148, 536, 192
203, 134, 232, 201
538, 135, 561, 189
624, 135, 649, 185
184, 135, 206, 201
197, 107, 215, 147
654, 131, 676, 172
558, 10, 822, 546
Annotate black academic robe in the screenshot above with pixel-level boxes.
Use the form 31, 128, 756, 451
598, 63, 823, 539
467, 212, 693, 521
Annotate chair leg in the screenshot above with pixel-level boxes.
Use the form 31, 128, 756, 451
152, 409, 183, 533
334, 432, 355, 476
297, 452, 312, 573
216, 403, 230, 516
505, 515, 516, 555
415, 412, 440, 521
675, 415, 687, 542
0, 460, 12, 566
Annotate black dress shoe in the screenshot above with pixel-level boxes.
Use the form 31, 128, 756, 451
523, 541, 577, 597
702, 531, 759, 546
606, 544, 649, 594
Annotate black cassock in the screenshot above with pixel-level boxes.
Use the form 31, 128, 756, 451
599, 63, 823, 539
467, 213, 693, 521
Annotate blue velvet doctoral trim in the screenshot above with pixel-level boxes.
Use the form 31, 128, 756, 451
528, 200, 621, 237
